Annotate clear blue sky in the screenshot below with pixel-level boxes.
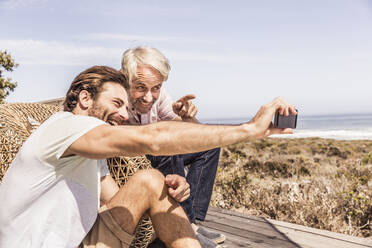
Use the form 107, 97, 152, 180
1, 0, 371, 119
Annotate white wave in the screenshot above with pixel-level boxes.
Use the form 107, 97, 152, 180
271, 128, 372, 140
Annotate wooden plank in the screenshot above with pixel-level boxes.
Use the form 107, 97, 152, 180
207, 210, 371, 248
266, 218, 372, 247
199, 207, 302, 248
212, 209, 371, 248
205, 209, 298, 240
201, 223, 287, 248
203, 207, 372, 248
210, 207, 372, 247
201, 220, 300, 248
266, 219, 372, 248
201, 223, 314, 248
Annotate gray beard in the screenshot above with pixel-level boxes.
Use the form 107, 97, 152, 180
131, 98, 156, 114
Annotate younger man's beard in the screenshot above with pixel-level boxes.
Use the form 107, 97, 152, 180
88, 103, 123, 126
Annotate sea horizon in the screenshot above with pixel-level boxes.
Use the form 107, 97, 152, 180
200, 113, 372, 140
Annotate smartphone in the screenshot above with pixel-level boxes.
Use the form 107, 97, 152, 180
274, 109, 298, 129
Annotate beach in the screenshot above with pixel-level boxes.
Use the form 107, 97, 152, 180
211, 137, 372, 238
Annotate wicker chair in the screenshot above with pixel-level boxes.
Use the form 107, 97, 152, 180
0, 103, 155, 248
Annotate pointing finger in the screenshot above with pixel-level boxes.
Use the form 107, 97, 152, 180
177, 94, 196, 104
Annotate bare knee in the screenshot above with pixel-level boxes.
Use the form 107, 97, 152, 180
131, 169, 166, 196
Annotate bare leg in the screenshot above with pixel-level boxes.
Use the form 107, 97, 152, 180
106, 169, 201, 248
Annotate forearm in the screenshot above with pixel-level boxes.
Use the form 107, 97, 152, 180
115, 121, 256, 156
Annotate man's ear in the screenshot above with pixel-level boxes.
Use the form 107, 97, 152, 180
78, 90, 93, 110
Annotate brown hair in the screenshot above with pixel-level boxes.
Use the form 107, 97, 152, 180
63, 66, 128, 112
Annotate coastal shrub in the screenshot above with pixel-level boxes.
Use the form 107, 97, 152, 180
362, 152, 372, 165
327, 146, 349, 159
288, 147, 301, 154
298, 166, 311, 176
253, 139, 273, 150
212, 138, 372, 238
263, 161, 292, 178
341, 189, 371, 237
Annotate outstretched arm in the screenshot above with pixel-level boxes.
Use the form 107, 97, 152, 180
64, 97, 296, 159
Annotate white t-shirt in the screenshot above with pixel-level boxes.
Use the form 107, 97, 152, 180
128, 88, 177, 125
0, 112, 109, 248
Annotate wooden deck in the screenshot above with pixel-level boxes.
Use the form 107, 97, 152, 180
198, 207, 372, 248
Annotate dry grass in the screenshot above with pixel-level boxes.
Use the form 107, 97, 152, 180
211, 138, 372, 238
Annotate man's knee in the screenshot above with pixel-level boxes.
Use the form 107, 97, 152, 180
131, 169, 165, 194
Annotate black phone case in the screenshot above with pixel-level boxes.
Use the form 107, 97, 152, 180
274, 110, 298, 129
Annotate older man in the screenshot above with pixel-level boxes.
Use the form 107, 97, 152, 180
120, 47, 223, 246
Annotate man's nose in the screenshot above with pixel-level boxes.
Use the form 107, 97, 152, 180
142, 91, 153, 103
118, 107, 129, 122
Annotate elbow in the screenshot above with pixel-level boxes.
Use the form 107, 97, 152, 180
139, 126, 163, 156
130, 132, 161, 156
135, 124, 170, 156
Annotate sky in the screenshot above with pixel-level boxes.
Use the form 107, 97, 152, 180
1, 0, 371, 120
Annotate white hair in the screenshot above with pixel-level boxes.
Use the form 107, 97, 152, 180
121, 46, 170, 84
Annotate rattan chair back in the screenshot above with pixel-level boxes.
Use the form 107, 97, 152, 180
0, 103, 60, 181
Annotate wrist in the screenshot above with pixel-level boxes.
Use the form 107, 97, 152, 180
242, 122, 260, 140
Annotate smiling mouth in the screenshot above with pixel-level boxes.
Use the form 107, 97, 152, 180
137, 103, 153, 110
139, 101, 152, 106
133, 98, 155, 107
108, 120, 119, 126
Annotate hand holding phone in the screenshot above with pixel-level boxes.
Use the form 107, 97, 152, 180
274, 109, 298, 129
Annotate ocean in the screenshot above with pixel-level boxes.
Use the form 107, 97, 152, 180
200, 113, 372, 140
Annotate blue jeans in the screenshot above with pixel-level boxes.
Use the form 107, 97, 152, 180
146, 148, 220, 223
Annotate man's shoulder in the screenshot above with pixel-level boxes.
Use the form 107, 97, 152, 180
46, 111, 104, 124
35, 111, 106, 140
44, 111, 75, 123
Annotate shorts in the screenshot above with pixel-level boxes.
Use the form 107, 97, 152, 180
80, 205, 134, 248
